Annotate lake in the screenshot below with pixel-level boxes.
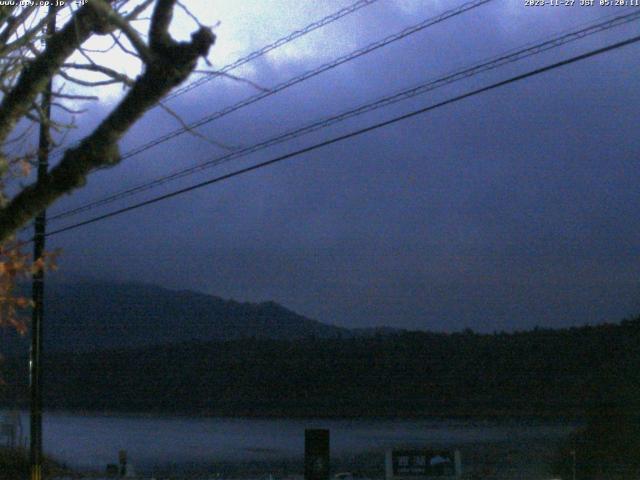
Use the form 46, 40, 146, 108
3, 411, 577, 476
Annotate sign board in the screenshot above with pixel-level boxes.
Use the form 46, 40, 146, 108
305, 429, 330, 480
385, 449, 461, 480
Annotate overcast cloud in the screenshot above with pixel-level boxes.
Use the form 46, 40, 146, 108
37, 0, 640, 332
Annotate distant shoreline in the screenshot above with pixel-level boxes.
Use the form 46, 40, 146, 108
1, 405, 589, 422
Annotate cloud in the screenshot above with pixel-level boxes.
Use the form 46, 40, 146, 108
44, 1, 640, 332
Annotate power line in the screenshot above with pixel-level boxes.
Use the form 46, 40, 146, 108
48, 9, 640, 222
40, 33, 640, 240
164, 0, 380, 102
115, 0, 494, 160
47, 0, 380, 161
46, 0, 493, 221
22, 0, 492, 234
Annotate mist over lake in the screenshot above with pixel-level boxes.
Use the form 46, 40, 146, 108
9, 412, 577, 473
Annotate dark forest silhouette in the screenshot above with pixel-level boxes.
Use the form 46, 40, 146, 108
2, 315, 638, 418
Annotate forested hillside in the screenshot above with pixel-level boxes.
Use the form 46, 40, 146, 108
2, 317, 638, 417
1, 282, 350, 355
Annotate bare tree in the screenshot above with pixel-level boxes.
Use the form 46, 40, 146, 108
0, 0, 215, 328
0, 0, 215, 241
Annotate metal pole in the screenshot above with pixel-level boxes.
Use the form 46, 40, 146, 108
30, 6, 55, 480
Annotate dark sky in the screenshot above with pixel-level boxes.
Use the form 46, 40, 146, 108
40, 1, 640, 332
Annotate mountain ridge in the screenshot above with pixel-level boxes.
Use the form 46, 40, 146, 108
2, 281, 352, 354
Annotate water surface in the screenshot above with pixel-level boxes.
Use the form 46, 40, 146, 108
4, 411, 577, 473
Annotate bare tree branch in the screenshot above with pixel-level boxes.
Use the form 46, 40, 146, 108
158, 100, 237, 151
149, 0, 174, 50
0, 5, 37, 47
109, 30, 140, 58
88, 0, 151, 62
0, 0, 215, 241
0, 2, 113, 144
64, 62, 135, 86
124, 0, 155, 21
58, 69, 124, 87
51, 92, 99, 101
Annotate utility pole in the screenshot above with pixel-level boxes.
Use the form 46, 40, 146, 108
30, 6, 56, 480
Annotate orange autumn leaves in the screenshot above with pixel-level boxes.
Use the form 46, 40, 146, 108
0, 240, 59, 336
0, 148, 61, 337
